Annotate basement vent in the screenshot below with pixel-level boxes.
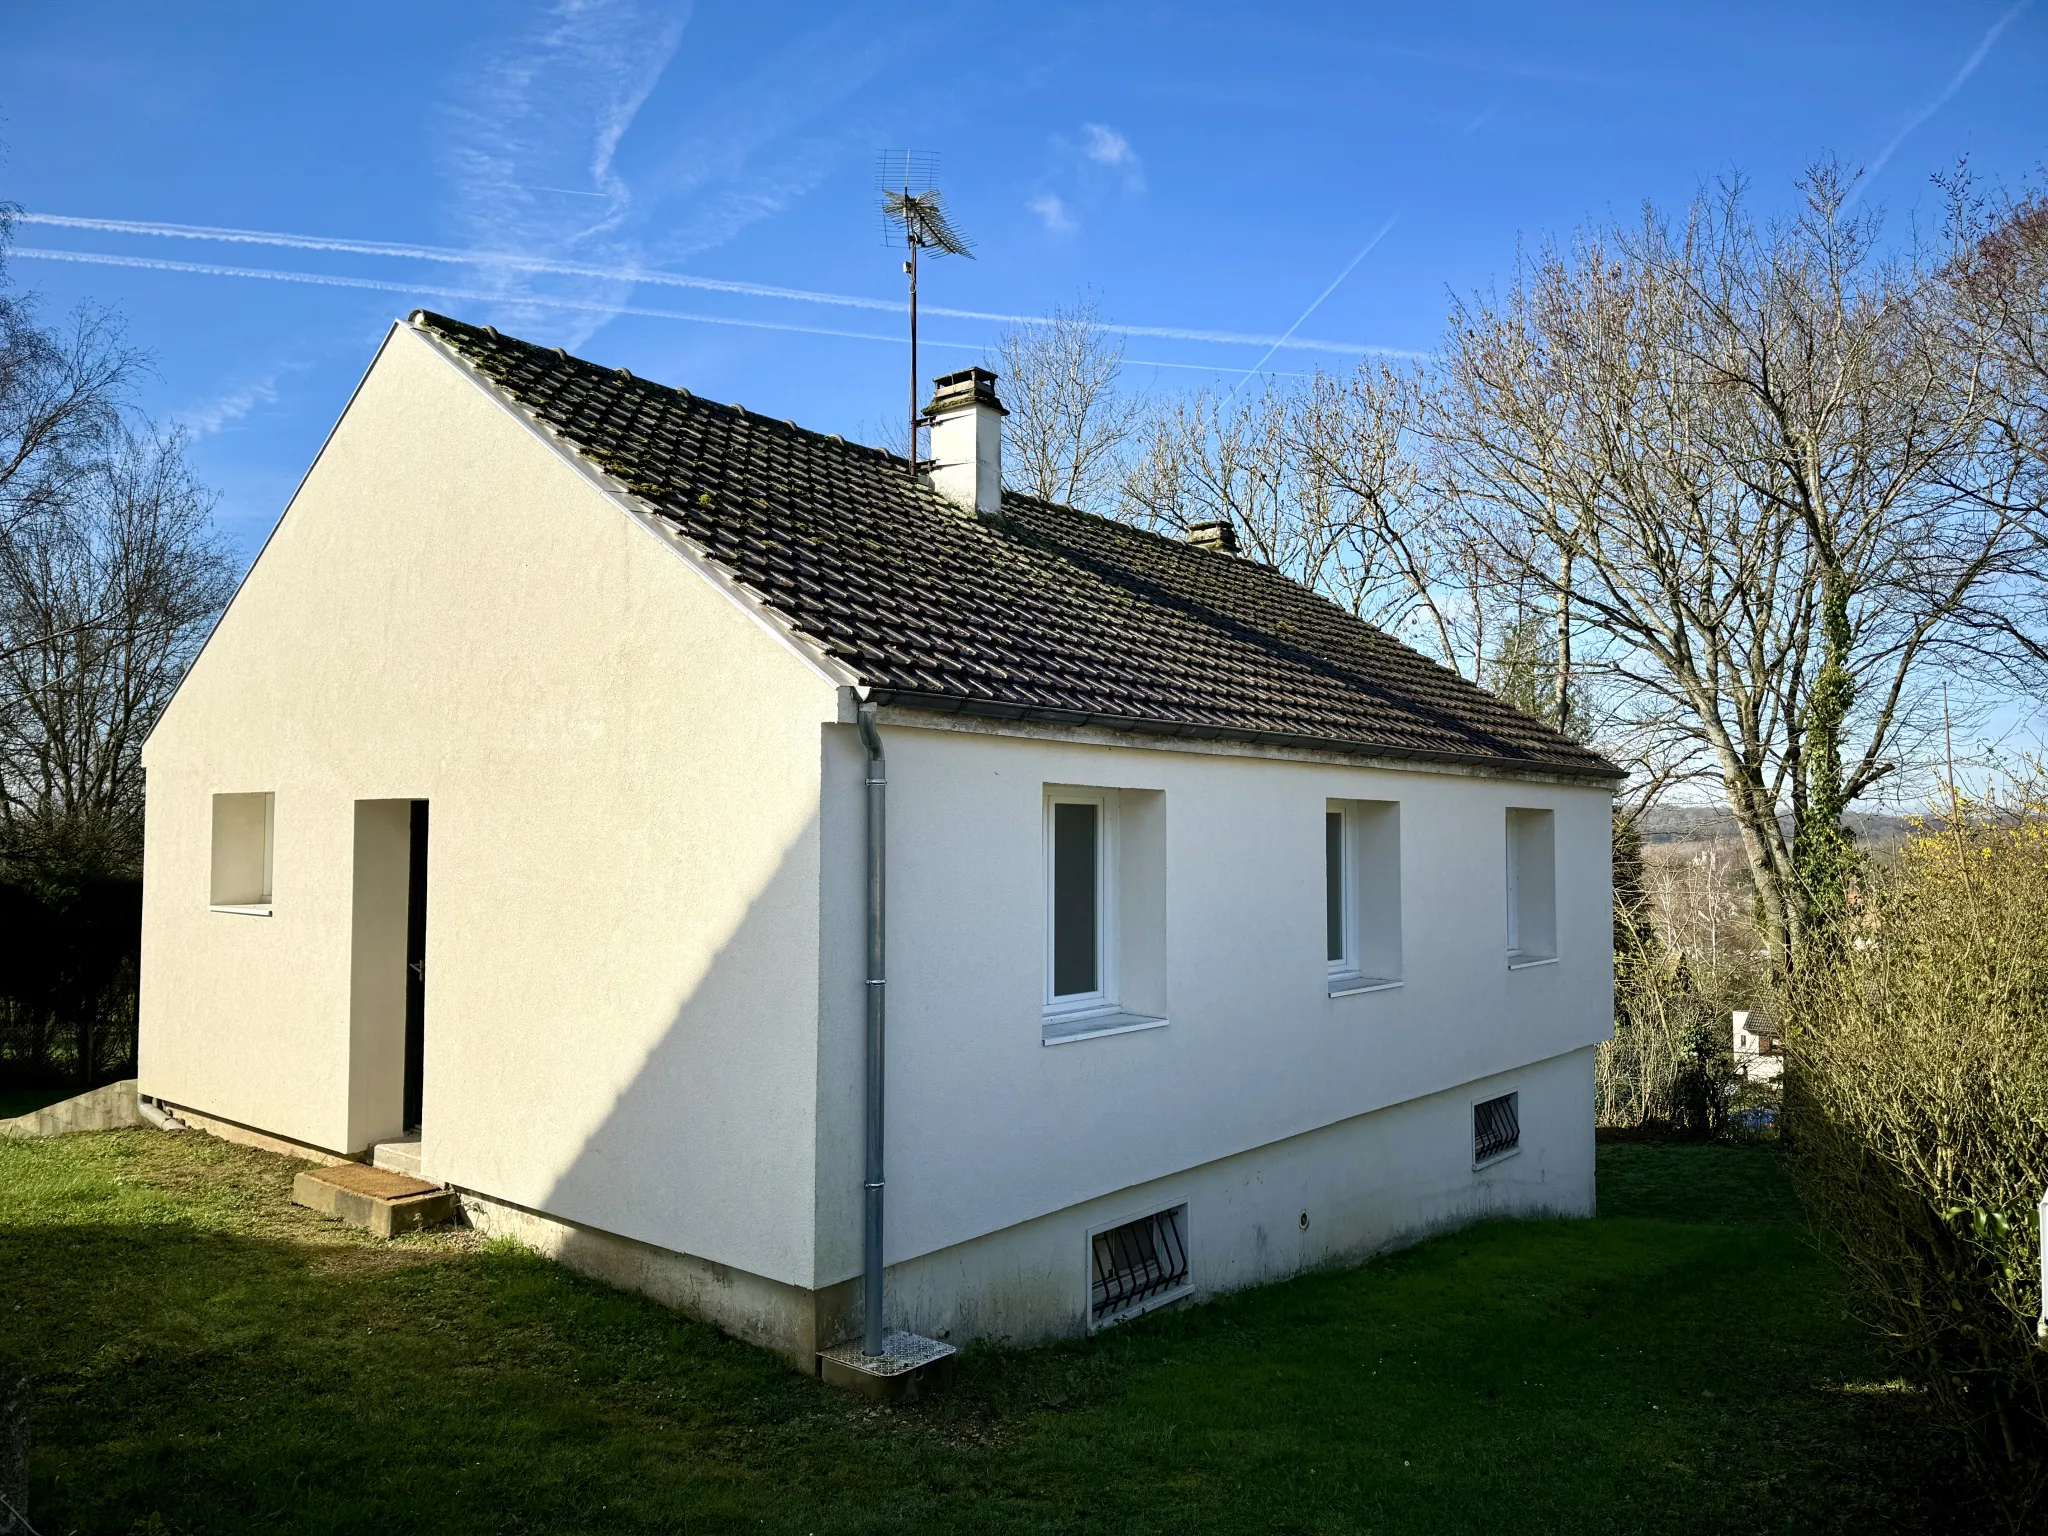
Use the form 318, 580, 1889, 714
1474, 1092, 1520, 1165
1091, 1204, 1190, 1327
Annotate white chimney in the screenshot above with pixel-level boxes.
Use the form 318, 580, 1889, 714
924, 367, 1006, 519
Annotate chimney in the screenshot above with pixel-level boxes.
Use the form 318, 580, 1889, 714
923, 367, 1007, 519
1185, 518, 1239, 554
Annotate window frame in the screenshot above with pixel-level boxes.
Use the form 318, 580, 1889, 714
1326, 798, 1402, 995
1472, 1089, 1522, 1168
1505, 806, 1557, 967
1325, 807, 1354, 979
1044, 788, 1120, 1021
1085, 1198, 1192, 1331
210, 790, 276, 915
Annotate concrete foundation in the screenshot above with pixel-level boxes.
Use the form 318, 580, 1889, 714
455, 1187, 859, 1371
452, 1046, 1595, 1367
153, 1100, 359, 1166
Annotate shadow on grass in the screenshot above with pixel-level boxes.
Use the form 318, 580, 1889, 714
0, 1132, 1977, 1536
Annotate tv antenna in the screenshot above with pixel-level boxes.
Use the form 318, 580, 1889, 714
879, 151, 973, 476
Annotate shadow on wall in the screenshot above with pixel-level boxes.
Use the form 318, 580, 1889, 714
517, 798, 858, 1353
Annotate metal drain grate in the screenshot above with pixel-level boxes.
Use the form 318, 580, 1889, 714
1091, 1204, 1189, 1326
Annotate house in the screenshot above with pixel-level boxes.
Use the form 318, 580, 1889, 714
1733, 1010, 1783, 1085
138, 312, 1620, 1374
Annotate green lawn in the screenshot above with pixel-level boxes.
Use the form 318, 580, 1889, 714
0, 1130, 1967, 1534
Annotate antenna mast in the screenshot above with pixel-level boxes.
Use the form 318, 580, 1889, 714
879, 152, 973, 477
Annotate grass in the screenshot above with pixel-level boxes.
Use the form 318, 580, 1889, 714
0, 1130, 1968, 1534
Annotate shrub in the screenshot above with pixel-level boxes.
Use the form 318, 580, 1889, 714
1599, 929, 1739, 1134
1789, 784, 2048, 1523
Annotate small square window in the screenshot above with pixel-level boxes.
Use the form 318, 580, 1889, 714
1474, 1091, 1520, 1165
1326, 799, 1401, 992
211, 792, 274, 909
1090, 1203, 1190, 1327
1505, 808, 1556, 964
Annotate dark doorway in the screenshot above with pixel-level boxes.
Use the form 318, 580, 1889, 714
402, 800, 429, 1133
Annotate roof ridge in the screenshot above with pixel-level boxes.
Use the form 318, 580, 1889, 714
409, 309, 1621, 780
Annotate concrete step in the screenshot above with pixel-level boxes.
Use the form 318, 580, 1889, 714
292, 1162, 454, 1239
370, 1135, 422, 1177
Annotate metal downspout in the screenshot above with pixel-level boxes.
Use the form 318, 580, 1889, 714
856, 700, 888, 1356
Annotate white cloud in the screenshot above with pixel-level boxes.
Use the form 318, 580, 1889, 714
439, 0, 692, 342
1082, 124, 1135, 168
1046, 122, 1144, 204
1028, 193, 1077, 235
177, 375, 281, 437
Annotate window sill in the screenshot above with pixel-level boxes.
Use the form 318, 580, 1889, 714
1506, 954, 1558, 971
1474, 1145, 1522, 1171
1042, 1009, 1169, 1046
1329, 976, 1402, 998
210, 904, 274, 917
1090, 1281, 1194, 1331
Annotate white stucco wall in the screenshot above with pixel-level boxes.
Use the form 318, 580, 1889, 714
814, 717, 1614, 1291
139, 324, 843, 1287
880, 1045, 1597, 1347
138, 315, 1611, 1350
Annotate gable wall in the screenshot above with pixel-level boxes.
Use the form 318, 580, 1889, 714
139, 325, 841, 1288
812, 719, 1613, 1284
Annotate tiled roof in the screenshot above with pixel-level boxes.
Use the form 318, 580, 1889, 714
415, 312, 1618, 780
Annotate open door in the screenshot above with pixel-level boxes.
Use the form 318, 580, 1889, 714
402, 800, 429, 1133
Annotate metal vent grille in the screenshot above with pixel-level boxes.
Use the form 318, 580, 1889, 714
1091, 1204, 1189, 1325
1474, 1092, 1520, 1163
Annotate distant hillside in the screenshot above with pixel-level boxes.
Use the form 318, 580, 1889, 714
1636, 804, 1917, 850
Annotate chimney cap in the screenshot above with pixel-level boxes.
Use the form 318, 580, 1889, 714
923, 367, 1008, 419
1185, 519, 1240, 554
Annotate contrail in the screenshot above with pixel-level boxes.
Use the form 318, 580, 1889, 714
1227, 216, 1400, 398
11, 248, 931, 347
9, 246, 1317, 375
1854, 0, 2031, 198
14, 211, 1417, 356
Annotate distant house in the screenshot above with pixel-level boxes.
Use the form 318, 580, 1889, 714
1733, 1011, 1783, 1085
139, 312, 1619, 1369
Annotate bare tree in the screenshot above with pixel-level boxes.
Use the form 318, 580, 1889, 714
993, 298, 1142, 511
0, 208, 140, 532
0, 425, 234, 875
1432, 167, 2023, 975
1938, 178, 2048, 674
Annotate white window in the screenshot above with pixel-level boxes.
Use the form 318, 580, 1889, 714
1043, 786, 1167, 1043
1046, 789, 1118, 1017
1326, 799, 1401, 994
1505, 807, 1556, 965
210, 792, 275, 912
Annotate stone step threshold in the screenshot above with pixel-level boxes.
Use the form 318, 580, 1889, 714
291, 1162, 456, 1239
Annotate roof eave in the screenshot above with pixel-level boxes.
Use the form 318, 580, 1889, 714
864, 687, 1627, 784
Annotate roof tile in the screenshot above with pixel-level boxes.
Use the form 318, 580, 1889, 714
417, 312, 1617, 780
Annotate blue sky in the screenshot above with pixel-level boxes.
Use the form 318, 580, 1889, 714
2, 1, 2042, 563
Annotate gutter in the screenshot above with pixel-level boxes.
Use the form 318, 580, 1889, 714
856, 700, 888, 1357
862, 687, 1627, 784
